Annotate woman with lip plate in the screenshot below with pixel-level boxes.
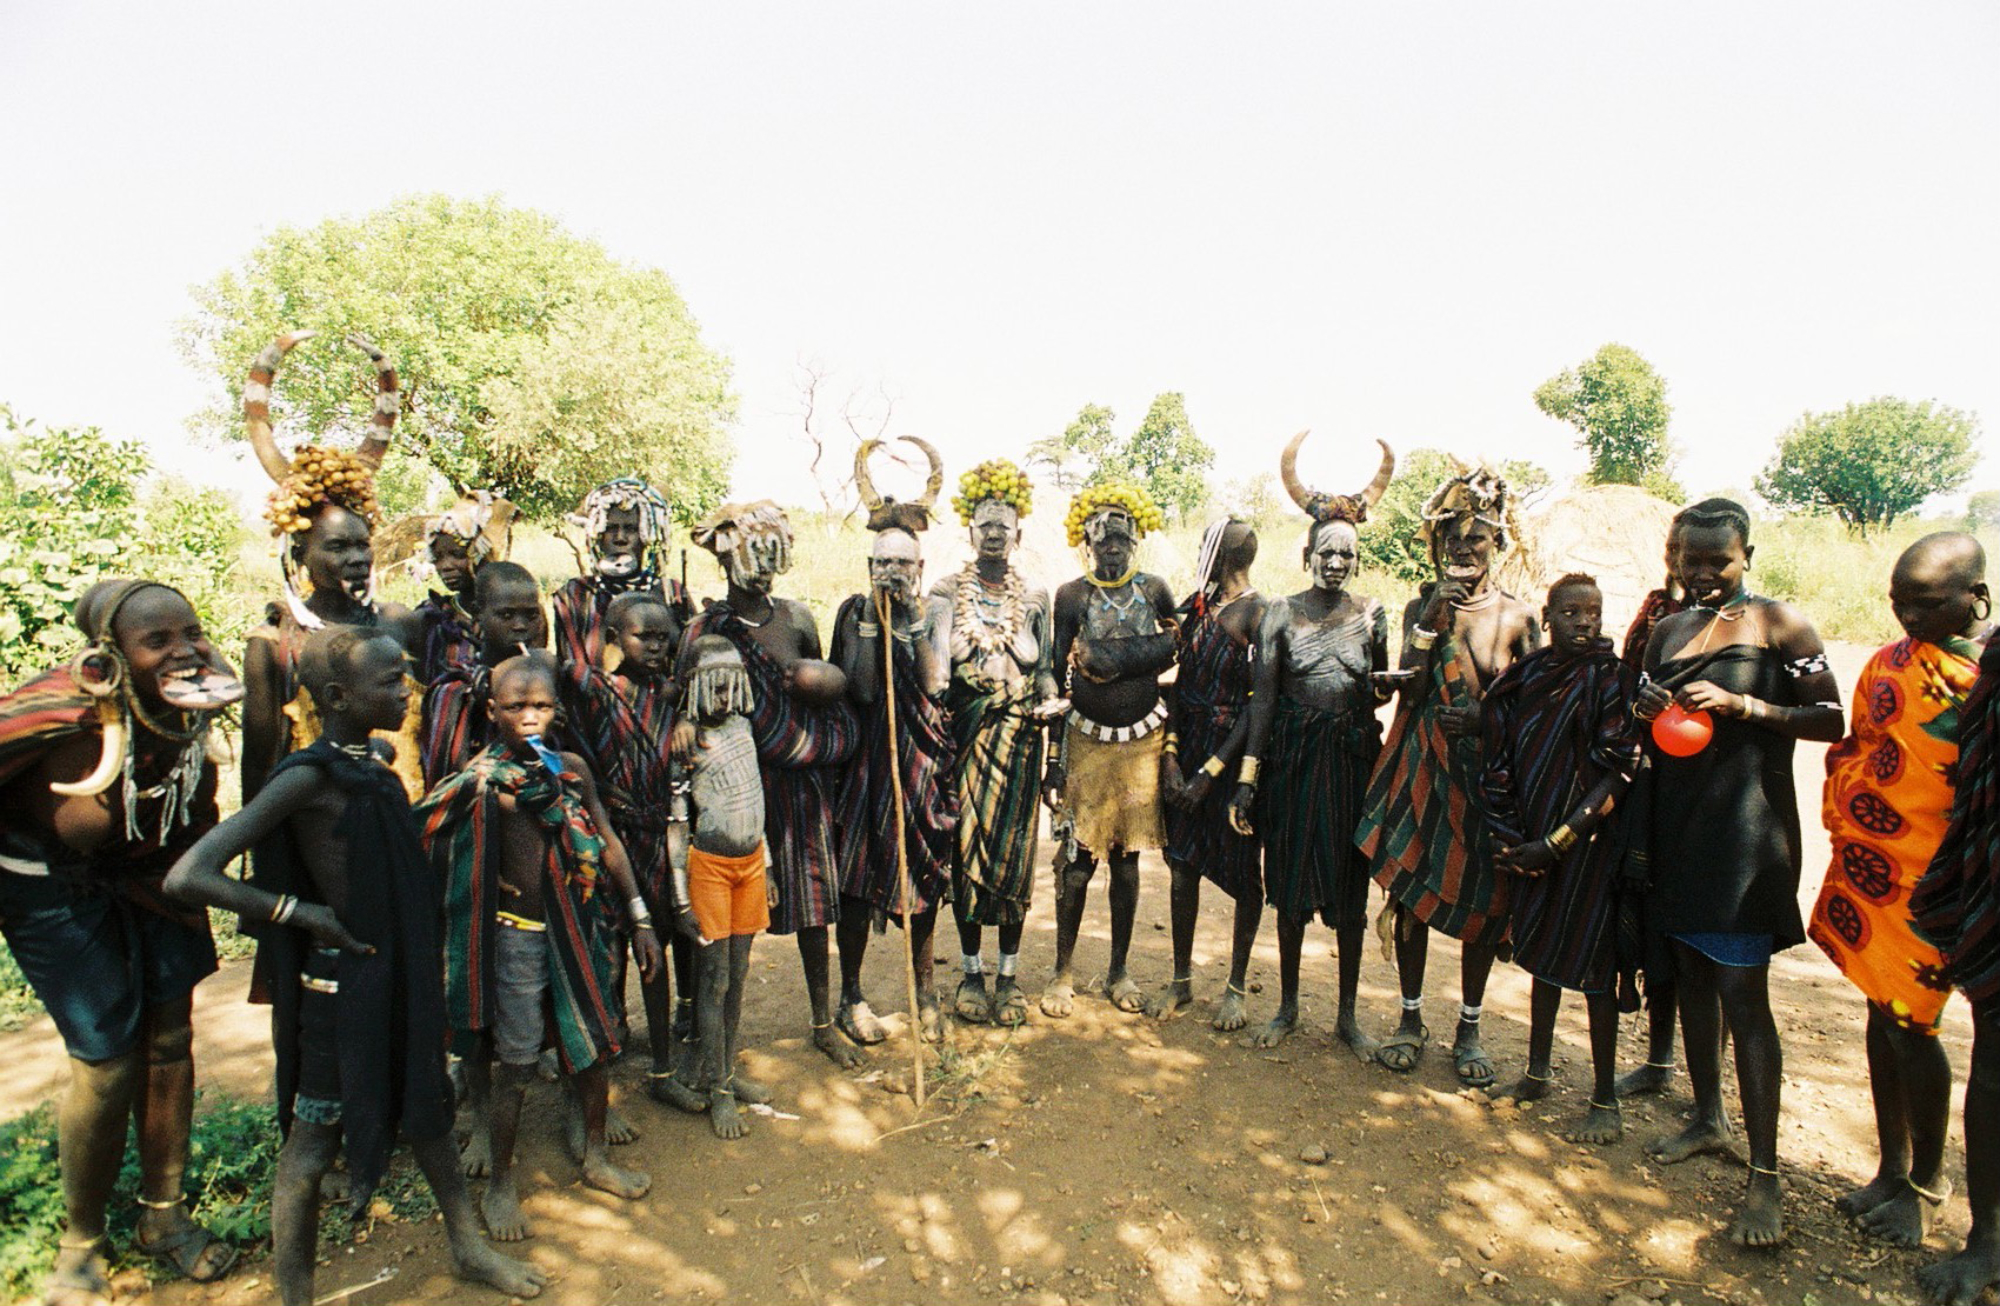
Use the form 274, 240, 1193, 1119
239, 331, 424, 801
0, 579, 246, 1303
1631, 498, 1844, 1250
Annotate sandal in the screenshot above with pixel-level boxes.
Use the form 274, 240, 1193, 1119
954, 976, 992, 1024
1374, 1025, 1430, 1074
992, 980, 1029, 1027
836, 1000, 888, 1046
134, 1205, 239, 1284
1453, 1037, 1496, 1089
45, 1235, 111, 1306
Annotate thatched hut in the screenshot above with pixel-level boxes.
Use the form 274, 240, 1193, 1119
1495, 483, 1680, 637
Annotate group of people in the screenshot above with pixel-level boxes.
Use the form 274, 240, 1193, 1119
0, 334, 1996, 1306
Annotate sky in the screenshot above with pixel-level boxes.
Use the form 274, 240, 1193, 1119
2, 2, 1996, 516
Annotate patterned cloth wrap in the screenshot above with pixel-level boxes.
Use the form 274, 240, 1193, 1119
1164, 606, 1261, 901
416, 743, 621, 1073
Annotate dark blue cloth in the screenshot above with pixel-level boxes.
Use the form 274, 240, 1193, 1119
1673, 930, 1775, 968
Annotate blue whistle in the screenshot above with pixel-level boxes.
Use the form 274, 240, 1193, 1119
523, 734, 566, 775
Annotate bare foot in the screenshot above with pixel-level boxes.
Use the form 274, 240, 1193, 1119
727, 1072, 773, 1106
1615, 1061, 1676, 1098
1836, 1171, 1907, 1218
1729, 1170, 1785, 1248
451, 1238, 548, 1298
604, 1103, 639, 1145
1253, 1002, 1298, 1049
1506, 1070, 1553, 1103
918, 1000, 945, 1044
44, 1236, 111, 1306
648, 1071, 707, 1113
1213, 988, 1249, 1032
460, 1124, 494, 1178
1333, 1015, 1380, 1063
1040, 980, 1076, 1019
481, 1175, 530, 1242
1144, 978, 1193, 1020
1104, 973, 1144, 1013
710, 1088, 748, 1140
836, 1000, 888, 1045
581, 1152, 651, 1199
1566, 1102, 1624, 1145
814, 1023, 866, 1068
1917, 1230, 2000, 1305
1648, 1117, 1739, 1165
1857, 1182, 1943, 1248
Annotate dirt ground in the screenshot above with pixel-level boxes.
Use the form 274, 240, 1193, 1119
2, 641, 1985, 1306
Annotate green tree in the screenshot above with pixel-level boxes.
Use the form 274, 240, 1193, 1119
1118, 392, 1215, 522
1028, 402, 1117, 491
1757, 397, 1978, 534
1534, 343, 1675, 486
0, 408, 252, 687
1967, 489, 2000, 531
1355, 447, 1456, 587
178, 194, 736, 522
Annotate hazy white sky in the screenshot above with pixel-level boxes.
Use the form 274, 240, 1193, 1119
2, 2, 1995, 513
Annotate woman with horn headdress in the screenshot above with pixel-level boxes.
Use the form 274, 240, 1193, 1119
1224, 434, 1397, 1052
240, 332, 424, 802
0, 580, 246, 1301
550, 477, 689, 674
1357, 459, 1540, 1088
1147, 515, 1266, 1027
828, 437, 959, 1043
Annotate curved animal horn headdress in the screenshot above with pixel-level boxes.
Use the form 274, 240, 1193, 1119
243, 330, 401, 482
1280, 430, 1395, 525
854, 436, 944, 534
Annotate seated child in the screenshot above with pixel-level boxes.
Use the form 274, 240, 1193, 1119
416, 652, 662, 1240
165, 627, 545, 1306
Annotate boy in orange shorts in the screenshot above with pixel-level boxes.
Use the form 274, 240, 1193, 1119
659, 636, 774, 1139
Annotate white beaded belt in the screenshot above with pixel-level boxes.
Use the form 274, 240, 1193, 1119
1066, 701, 1169, 744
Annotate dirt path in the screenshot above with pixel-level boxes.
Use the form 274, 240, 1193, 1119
2, 642, 1977, 1306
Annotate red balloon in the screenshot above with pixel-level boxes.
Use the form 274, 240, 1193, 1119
1652, 703, 1714, 757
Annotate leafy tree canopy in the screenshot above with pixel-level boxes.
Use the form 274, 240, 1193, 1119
1756, 397, 1978, 534
1034, 394, 1216, 521
1534, 343, 1674, 486
0, 407, 250, 687
179, 194, 737, 523
1027, 402, 1116, 492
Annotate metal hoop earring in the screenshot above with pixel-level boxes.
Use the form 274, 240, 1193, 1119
1976, 595, 1992, 621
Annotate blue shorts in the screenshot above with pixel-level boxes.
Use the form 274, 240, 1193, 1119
0, 863, 217, 1063
1672, 931, 1774, 969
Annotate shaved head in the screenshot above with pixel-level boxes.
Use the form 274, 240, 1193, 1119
1896, 531, 1986, 589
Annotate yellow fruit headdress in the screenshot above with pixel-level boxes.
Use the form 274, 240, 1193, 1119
953, 458, 1033, 524
1065, 481, 1163, 548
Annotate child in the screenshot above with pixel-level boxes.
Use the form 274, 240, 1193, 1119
1810, 533, 1988, 1246
657, 636, 773, 1140
416, 653, 662, 1240
604, 590, 698, 1092
1479, 574, 1642, 1143
165, 627, 544, 1306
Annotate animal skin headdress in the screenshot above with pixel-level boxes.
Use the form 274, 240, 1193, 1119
684, 637, 756, 721
1280, 431, 1396, 526
424, 490, 516, 569
1419, 460, 1515, 551
854, 437, 944, 535
248, 331, 399, 536
572, 477, 673, 575
690, 499, 794, 581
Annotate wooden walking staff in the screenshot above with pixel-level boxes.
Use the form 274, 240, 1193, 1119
876, 587, 927, 1107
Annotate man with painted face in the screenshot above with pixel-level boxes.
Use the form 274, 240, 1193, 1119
1809, 534, 1988, 1250
1150, 516, 1267, 1026
0, 579, 245, 1303
241, 332, 422, 802
1358, 462, 1540, 1089
413, 492, 512, 687
933, 460, 1059, 1027
830, 439, 958, 1042
1228, 435, 1397, 1051
551, 477, 688, 674
1043, 482, 1179, 1018
680, 500, 862, 1067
